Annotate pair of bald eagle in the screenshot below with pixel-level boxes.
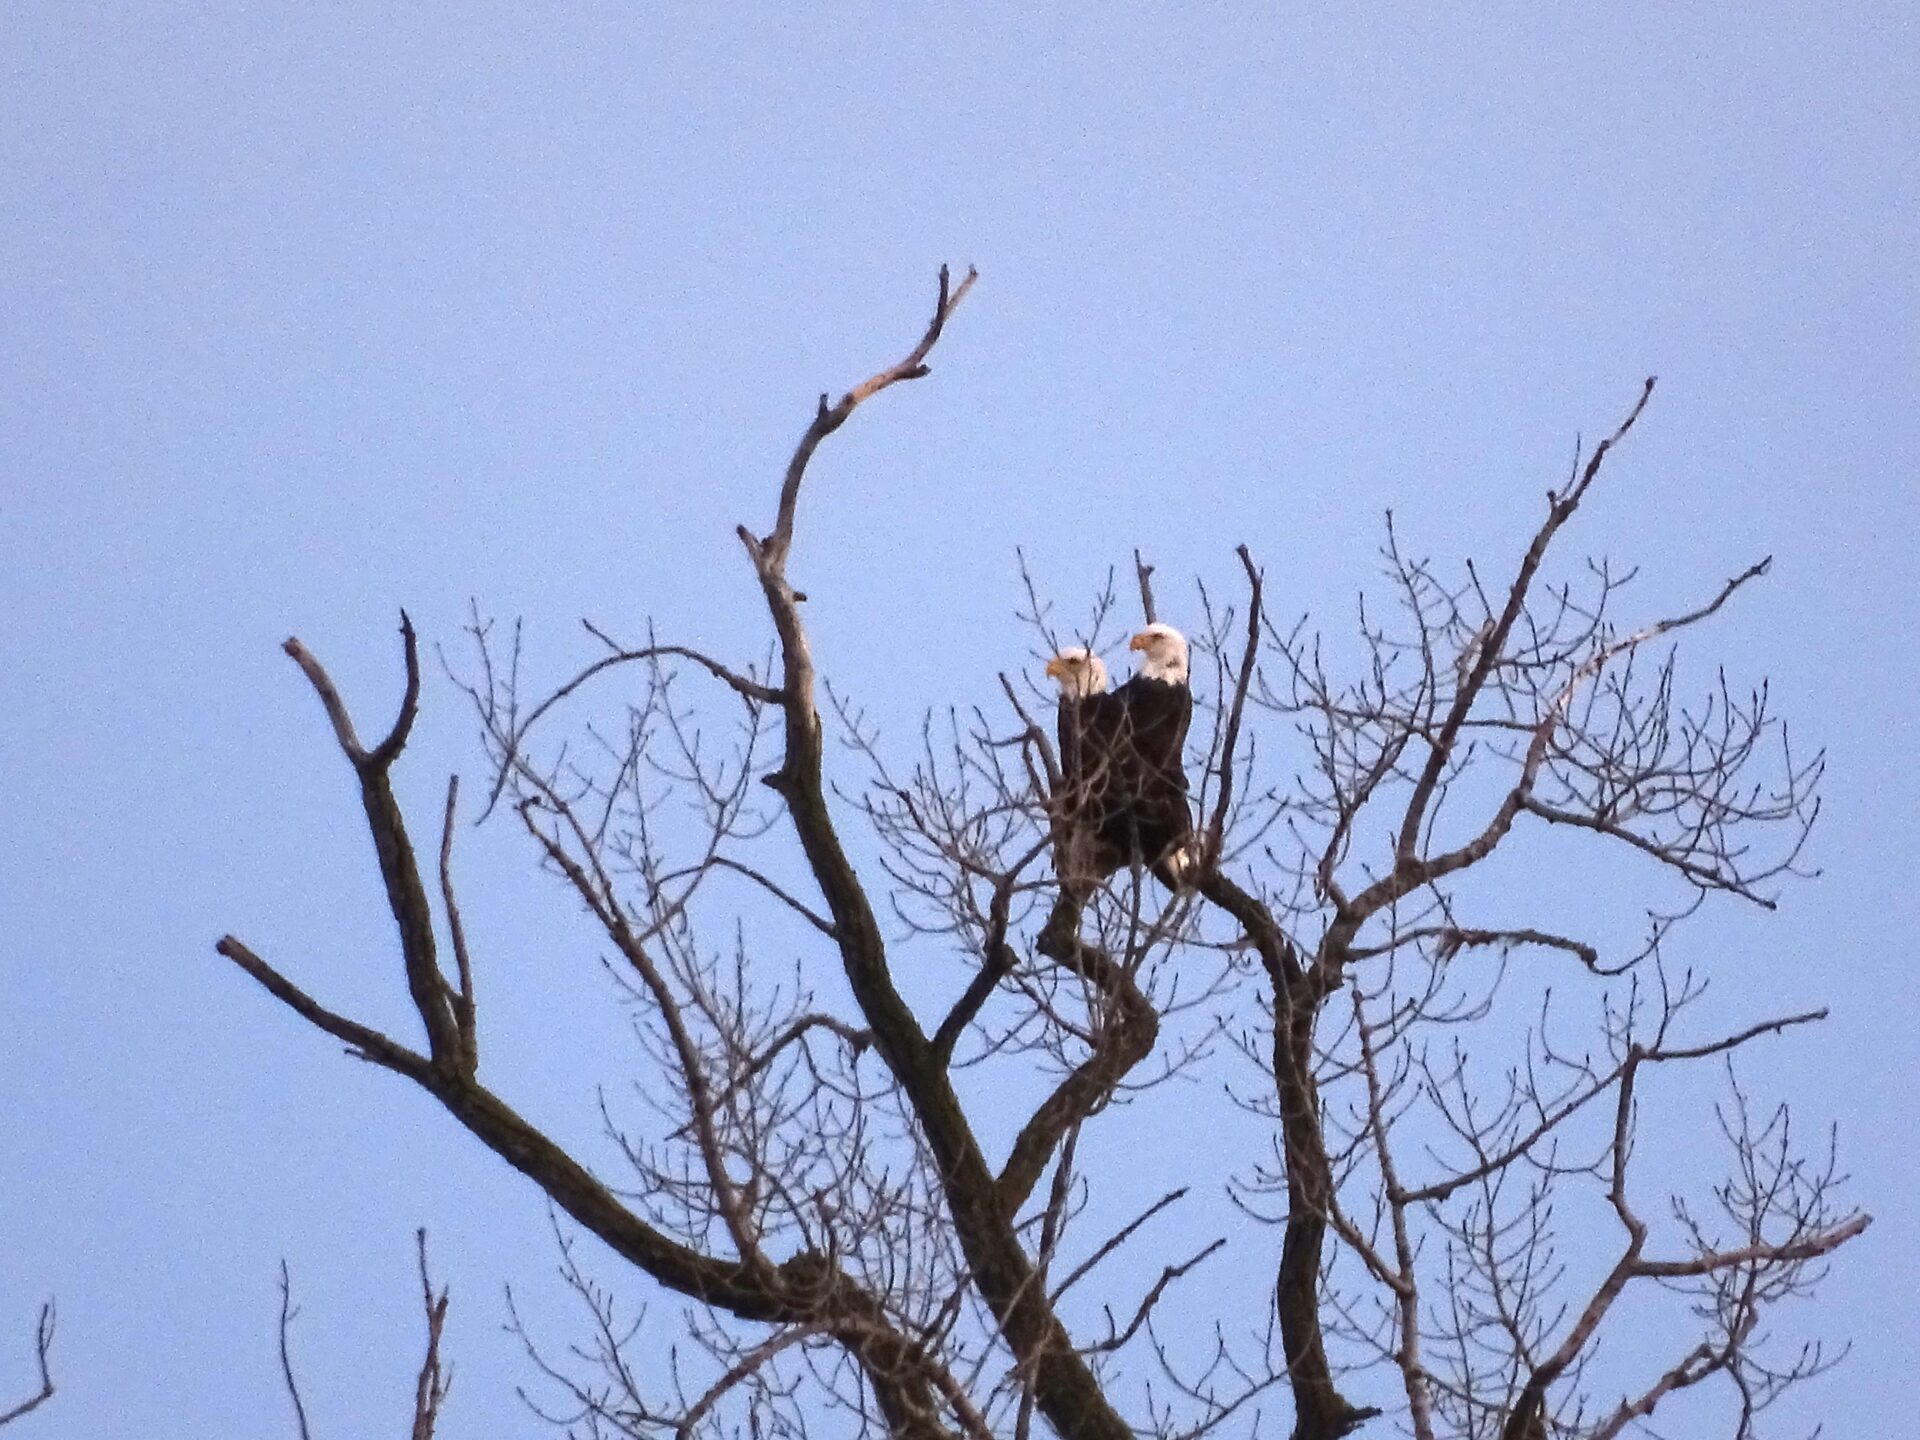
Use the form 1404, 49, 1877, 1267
1044, 623, 1197, 893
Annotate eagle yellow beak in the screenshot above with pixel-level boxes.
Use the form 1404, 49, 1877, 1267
1128, 632, 1152, 652
1044, 656, 1066, 679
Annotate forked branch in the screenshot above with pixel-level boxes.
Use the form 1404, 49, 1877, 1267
214, 284, 1857, 1440
410, 1230, 451, 1440
758, 263, 979, 570
738, 272, 1153, 1440
0, 1303, 55, 1429
1391, 378, 1656, 871
281, 619, 464, 1069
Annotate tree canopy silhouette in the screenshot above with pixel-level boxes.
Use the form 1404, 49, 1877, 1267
217, 270, 1865, 1440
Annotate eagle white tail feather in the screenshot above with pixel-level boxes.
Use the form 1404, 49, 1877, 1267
1163, 836, 1206, 889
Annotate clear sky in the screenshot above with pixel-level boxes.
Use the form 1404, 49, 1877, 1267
3, 4, 1914, 1435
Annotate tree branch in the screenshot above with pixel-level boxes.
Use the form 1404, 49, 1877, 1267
1349, 923, 1602, 973
998, 924, 1159, 1212
0, 1303, 54, 1429
760, 263, 978, 570
1493, 1006, 1861, 1439
1631, 1214, 1869, 1279
1082, 1237, 1227, 1355
579, 622, 788, 706
673, 1325, 832, 1440
1133, 550, 1158, 624
217, 934, 428, 1072
1390, 379, 1656, 874
1049, 1187, 1187, 1303
410, 1230, 450, 1440
671, 1011, 873, 1141
277, 1263, 313, 1440
654, 854, 837, 939
931, 835, 1048, 1065
738, 269, 1140, 1440
438, 777, 479, 1073
219, 932, 794, 1319
1206, 544, 1263, 860
1194, 872, 1374, 1438
283, 620, 462, 1066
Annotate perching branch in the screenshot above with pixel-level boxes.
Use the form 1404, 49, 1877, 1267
736, 268, 1142, 1440
998, 927, 1160, 1213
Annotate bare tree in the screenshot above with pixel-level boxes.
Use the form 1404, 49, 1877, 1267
0, 1304, 54, 1429
217, 271, 1865, 1439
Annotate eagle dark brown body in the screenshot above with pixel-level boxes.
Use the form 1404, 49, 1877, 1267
1046, 625, 1196, 893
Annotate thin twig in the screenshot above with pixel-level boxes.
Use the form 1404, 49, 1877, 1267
1134, 550, 1158, 624
1206, 544, 1263, 857
438, 777, 479, 1072
760, 264, 979, 569
0, 1303, 55, 1429
277, 1262, 314, 1440
1050, 1188, 1188, 1303
411, 1229, 451, 1440
1084, 1238, 1227, 1355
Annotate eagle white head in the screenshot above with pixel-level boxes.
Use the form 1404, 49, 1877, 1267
1129, 623, 1189, 684
1044, 646, 1110, 698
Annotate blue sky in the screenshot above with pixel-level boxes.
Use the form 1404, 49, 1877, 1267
2, 4, 1915, 1434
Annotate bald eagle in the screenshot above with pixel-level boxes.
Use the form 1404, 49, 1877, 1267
1107, 623, 1195, 884
1043, 626, 1197, 894
1044, 646, 1125, 894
